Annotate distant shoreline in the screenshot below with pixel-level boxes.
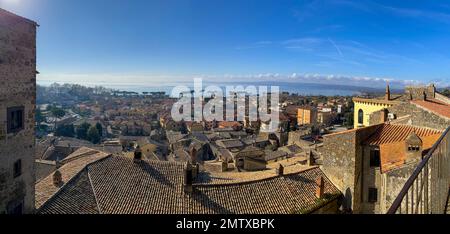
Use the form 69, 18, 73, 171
36, 80, 399, 97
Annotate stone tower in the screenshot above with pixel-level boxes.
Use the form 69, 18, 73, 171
385, 84, 391, 101
0, 8, 37, 214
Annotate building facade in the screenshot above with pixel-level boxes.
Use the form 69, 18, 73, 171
353, 86, 398, 129
320, 123, 442, 214
0, 9, 37, 214
297, 106, 317, 126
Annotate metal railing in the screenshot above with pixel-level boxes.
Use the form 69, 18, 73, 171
387, 126, 450, 214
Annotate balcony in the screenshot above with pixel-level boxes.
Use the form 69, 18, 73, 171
387, 126, 450, 214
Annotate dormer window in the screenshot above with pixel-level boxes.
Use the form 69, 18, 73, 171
408, 145, 420, 152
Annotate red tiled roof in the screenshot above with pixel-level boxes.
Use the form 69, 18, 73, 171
379, 134, 441, 173
411, 98, 450, 119
365, 124, 442, 146
218, 121, 242, 128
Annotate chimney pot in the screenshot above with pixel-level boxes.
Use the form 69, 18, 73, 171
315, 177, 325, 199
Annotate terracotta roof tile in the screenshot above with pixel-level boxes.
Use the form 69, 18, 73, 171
365, 124, 441, 146
35, 148, 111, 209
37, 156, 341, 214
411, 98, 450, 119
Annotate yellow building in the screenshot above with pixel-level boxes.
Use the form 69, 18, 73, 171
353, 85, 399, 129
297, 107, 317, 125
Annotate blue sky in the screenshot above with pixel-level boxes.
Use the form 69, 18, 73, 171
2, 0, 450, 88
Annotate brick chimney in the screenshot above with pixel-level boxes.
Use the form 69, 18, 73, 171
53, 170, 62, 187
315, 177, 325, 199
185, 163, 193, 194
277, 164, 284, 176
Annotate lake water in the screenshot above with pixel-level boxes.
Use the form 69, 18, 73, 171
37, 80, 387, 97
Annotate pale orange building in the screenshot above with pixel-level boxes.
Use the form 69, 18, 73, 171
297, 107, 317, 125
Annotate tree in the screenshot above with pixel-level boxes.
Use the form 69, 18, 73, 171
95, 122, 103, 137
76, 122, 91, 140
51, 106, 66, 119
50, 106, 66, 130
442, 88, 450, 98
87, 126, 101, 144
55, 124, 75, 137
35, 108, 45, 128
344, 112, 354, 128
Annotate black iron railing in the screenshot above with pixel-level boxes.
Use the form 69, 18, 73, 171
387, 126, 450, 214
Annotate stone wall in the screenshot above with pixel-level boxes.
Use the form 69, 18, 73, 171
381, 165, 417, 213
405, 85, 436, 100
369, 102, 450, 130
310, 199, 340, 214
0, 9, 37, 214
320, 125, 380, 213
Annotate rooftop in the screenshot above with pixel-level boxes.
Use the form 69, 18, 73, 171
37, 155, 340, 214
411, 98, 450, 119
365, 123, 442, 146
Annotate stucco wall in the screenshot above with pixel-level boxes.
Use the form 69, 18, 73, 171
353, 101, 392, 129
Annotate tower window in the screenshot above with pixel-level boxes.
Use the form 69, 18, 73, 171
7, 106, 24, 134
358, 109, 364, 125
368, 188, 378, 203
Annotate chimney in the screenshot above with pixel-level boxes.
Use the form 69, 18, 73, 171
277, 164, 284, 176
315, 177, 325, 199
380, 109, 388, 123
221, 160, 228, 172
385, 84, 391, 101
308, 149, 315, 166
185, 163, 193, 194
53, 170, 62, 187
189, 145, 197, 164
134, 145, 142, 160
192, 163, 199, 180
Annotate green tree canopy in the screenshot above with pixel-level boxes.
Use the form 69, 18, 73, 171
55, 124, 75, 137
95, 122, 103, 137
87, 126, 101, 144
76, 122, 91, 140
51, 107, 66, 119
36, 108, 45, 124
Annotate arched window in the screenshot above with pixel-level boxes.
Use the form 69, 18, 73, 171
358, 109, 364, 125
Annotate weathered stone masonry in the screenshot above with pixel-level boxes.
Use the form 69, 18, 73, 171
0, 8, 37, 214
